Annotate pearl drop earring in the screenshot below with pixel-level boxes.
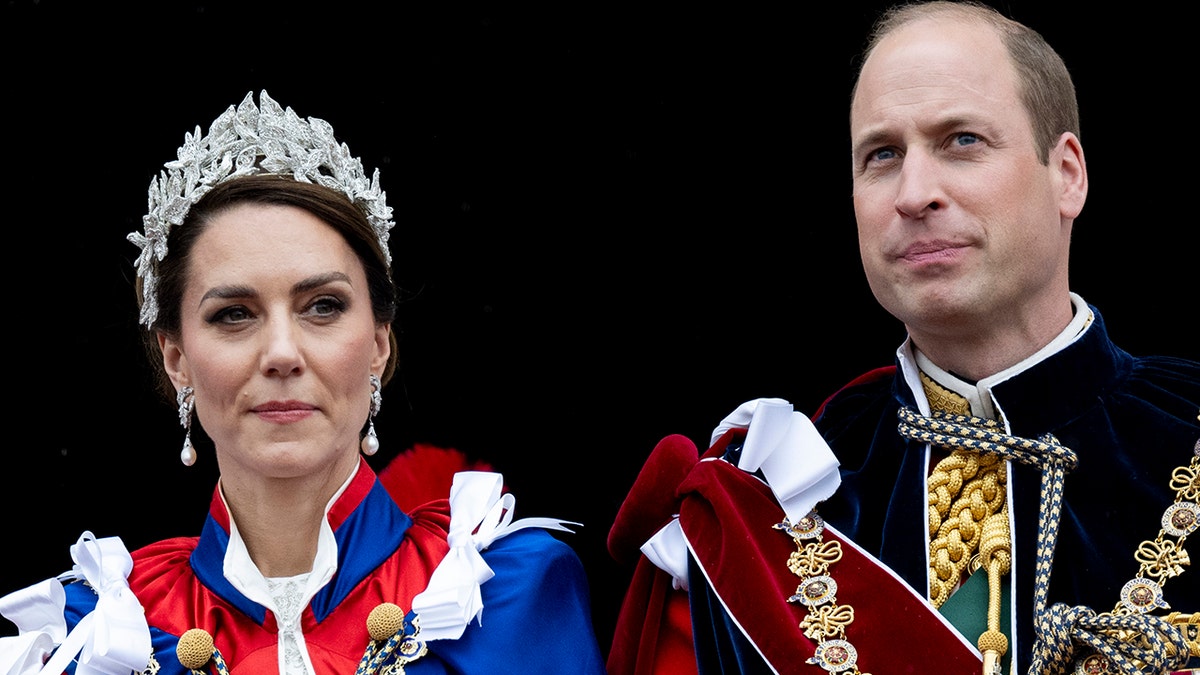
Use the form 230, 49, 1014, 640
362, 374, 382, 456
177, 385, 196, 466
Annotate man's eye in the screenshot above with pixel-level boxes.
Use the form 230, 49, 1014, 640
870, 147, 897, 162
953, 133, 980, 147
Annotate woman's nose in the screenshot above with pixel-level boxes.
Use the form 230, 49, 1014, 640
260, 316, 305, 377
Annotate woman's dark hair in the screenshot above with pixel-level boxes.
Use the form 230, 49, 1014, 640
136, 174, 399, 405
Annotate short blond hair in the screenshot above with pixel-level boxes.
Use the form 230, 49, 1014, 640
853, 1, 1080, 164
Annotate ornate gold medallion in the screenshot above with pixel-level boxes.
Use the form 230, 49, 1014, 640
1073, 653, 1109, 674
1163, 502, 1199, 538
1071, 422, 1200, 673
790, 575, 838, 607
1120, 578, 1170, 614
808, 639, 860, 673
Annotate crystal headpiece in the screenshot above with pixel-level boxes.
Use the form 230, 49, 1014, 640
128, 90, 394, 327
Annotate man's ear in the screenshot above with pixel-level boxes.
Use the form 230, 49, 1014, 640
1053, 132, 1087, 220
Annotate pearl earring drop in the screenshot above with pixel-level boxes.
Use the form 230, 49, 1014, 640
362, 374, 382, 456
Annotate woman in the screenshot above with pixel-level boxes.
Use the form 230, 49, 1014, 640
0, 91, 606, 675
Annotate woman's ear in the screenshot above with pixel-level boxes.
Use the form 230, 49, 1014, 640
372, 324, 391, 374
158, 332, 190, 389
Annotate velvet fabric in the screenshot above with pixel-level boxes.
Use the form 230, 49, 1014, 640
609, 304, 1199, 674
607, 431, 982, 674
812, 305, 1200, 673
607, 433, 701, 675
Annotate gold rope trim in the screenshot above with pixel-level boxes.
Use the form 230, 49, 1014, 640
919, 373, 1011, 671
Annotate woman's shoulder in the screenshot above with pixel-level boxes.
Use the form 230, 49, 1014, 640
51, 535, 201, 618
127, 536, 201, 599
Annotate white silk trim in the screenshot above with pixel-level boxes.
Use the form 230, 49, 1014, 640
0, 531, 151, 675
640, 517, 690, 591
711, 397, 841, 523
0, 633, 55, 675
641, 397, 842, 590
412, 471, 579, 641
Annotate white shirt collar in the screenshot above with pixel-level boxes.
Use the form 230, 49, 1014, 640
219, 462, 358, 615
899, 292, 1093, 421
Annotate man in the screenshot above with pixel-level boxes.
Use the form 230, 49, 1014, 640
606, 2, 1200, 674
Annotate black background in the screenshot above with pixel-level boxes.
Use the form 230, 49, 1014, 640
3, 1, 1195, 658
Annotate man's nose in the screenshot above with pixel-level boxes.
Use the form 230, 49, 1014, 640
894, 151, 946, 217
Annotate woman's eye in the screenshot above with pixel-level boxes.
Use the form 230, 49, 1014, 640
209, 306, 252, 324
308, 296, 347, 318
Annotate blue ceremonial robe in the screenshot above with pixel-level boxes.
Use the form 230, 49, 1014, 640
814, 304, 1200, 673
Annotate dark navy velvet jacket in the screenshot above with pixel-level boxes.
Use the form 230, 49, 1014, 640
813, 305, 1199, 674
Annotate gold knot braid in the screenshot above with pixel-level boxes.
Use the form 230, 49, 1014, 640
1166, 612, 1200, 658
916, 374, 1011, 610
928, 449, 1007, 607
908, 377, 1020, 673
901, 406, 1198, 674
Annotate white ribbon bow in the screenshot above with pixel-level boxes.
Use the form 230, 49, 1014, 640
0, 579, 64, 674
711, 397, 841, 523
640, 398, 842, 589
412, 472, 579, 641
37, 532, 150, 675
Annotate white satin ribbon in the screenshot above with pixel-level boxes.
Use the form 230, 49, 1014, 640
0, 579, 67, 647
639, 398, 843, 587
639, 518, 690, 591
711, 397, 840, 523
412, 471, 579, 641
36, 532, 151, 675
0, 632, 55, 675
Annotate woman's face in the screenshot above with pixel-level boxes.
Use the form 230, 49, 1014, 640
159, 203, 390, 479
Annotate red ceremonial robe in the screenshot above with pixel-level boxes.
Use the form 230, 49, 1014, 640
608, 428, 984, 675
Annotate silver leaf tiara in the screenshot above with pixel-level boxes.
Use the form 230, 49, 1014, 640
128, 90, 394, 328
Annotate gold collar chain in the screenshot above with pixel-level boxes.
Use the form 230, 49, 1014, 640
895, 406, 1198, 674
1076, 430, 1200, 675
775, 511, 873, 675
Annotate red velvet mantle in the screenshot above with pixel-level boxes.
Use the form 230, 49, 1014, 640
608, 429, 984, 674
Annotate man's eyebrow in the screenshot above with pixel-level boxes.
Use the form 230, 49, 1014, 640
851, 128, 894, 159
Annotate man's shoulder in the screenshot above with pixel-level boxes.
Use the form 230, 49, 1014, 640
813, 365, 897, 422
1131, 353, 1200, 382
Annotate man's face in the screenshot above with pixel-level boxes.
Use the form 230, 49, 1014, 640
849, 16, 1079, 349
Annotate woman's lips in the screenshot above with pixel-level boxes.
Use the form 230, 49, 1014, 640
251, 401, 316, 424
